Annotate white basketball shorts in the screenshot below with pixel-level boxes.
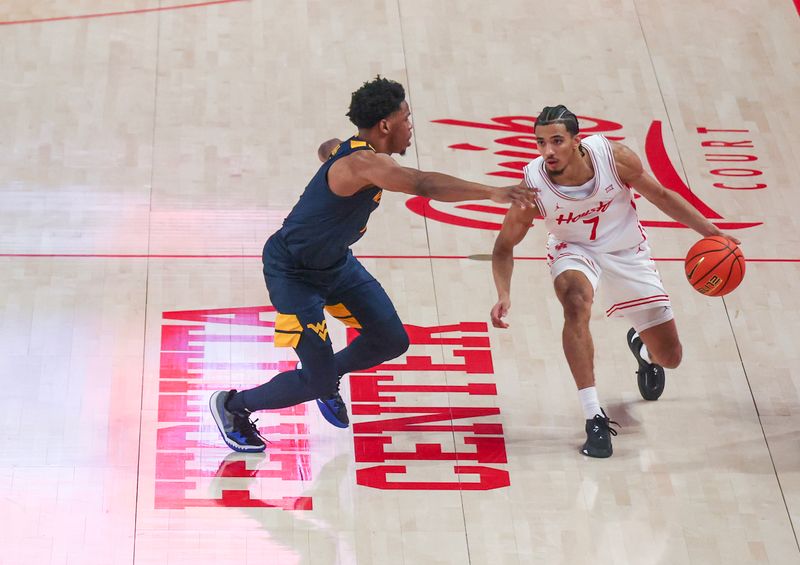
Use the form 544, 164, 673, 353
546, 237, 673, 331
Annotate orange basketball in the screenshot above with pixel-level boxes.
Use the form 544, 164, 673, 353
684, 236, 745, 297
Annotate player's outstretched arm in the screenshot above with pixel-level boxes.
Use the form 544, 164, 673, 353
612, 142, 741, 244
490, 203, 538, 329
331, 150, 536, 208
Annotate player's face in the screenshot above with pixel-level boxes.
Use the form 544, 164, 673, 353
387, 101, 413, 156
535, 123, 580, 176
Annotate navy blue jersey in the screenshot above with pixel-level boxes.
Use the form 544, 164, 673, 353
270, 137, 383, 270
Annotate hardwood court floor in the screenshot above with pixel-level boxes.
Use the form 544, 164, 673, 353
1, 1, 799, 564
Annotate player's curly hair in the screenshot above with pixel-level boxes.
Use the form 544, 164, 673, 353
535, 105, 580, 135
346, 76, 406, 129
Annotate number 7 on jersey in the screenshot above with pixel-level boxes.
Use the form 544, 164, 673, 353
583, 216, 599, 241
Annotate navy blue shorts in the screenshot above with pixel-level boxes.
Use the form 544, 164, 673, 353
263, 238, 398, 350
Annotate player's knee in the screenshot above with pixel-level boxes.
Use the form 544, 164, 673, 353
561, 292, 592, 323
381, 318, 410, 358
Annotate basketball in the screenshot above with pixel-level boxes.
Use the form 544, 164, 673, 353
684, 236, 745, 297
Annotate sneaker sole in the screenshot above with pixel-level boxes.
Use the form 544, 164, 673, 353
637, 365, 666, 401
316, 399, 350, 429
581, 446, 613, 458
209, 392, 266, 453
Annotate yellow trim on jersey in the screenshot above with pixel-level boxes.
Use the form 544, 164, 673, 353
273, 313, 302, 348
325, 303, 363, 329
350, 138, 375, 151
373, 190, 383, 204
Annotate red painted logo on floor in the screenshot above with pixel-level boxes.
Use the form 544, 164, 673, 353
349, 322, 509, 491
155, 306, 313, 510
406, 115, 762, 231
154, 308, 510, 509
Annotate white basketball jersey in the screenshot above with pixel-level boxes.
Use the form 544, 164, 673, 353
524, 135, 646, 252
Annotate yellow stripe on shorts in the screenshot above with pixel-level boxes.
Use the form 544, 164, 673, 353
324, 303, 362, 329
273, 313, 302, 348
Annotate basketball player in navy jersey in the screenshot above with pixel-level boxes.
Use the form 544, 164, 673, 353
490, 105, 740, 458
209, 76, 535, 452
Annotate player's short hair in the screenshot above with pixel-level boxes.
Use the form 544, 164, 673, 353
535, 105, 580, 136
346, 76, 406, 129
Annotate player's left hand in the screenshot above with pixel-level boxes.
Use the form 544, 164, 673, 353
716, 231, 741, 245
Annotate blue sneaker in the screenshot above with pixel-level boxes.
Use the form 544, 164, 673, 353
209, 390, 266, 452
316, 382, 349, 429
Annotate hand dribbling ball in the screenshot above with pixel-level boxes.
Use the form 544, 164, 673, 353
684, 235, 745, 297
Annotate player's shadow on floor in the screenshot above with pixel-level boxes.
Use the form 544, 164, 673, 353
209, 450, 354, 563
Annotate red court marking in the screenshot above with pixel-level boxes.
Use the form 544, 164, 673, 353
795, 0, 800, 17
0, 0, 246, 26
449, 143, 487, 151
0, 253, 798, 263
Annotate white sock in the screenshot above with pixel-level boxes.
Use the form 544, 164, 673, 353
578, 386, 602, 420
640, 344, 651, 364
632, 330, 651, 363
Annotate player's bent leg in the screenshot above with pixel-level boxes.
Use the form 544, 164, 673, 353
326, 264, 410, 375
639, 318, 682, 369
625, 307, 679, 401
257, 307, 340, 402
320, 309, 409, 429
210, 305, 340, 449
318, 268, 410, 429
332, 311, 409, 375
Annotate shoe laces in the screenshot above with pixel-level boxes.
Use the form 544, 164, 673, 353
235, 412, 268, 443
592, 410, 620, 437
326, 379, 346, 410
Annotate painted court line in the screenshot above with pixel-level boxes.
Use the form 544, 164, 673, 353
0, 253, 798, 263
0, 0, 246, 26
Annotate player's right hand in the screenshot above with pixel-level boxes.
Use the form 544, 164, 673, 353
490, 298, 511, 329
490, 183, 537, 209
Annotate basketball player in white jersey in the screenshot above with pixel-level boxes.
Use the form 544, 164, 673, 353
490, 105, 740, 458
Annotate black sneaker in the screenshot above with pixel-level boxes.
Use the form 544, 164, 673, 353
209, 390, 267, 452
316, 379, 349, 428
581, 409, 619, 458
627, 328, 666, 401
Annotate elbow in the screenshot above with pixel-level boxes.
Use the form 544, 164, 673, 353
414, 184, 431, 198
413, 174, 433, 198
